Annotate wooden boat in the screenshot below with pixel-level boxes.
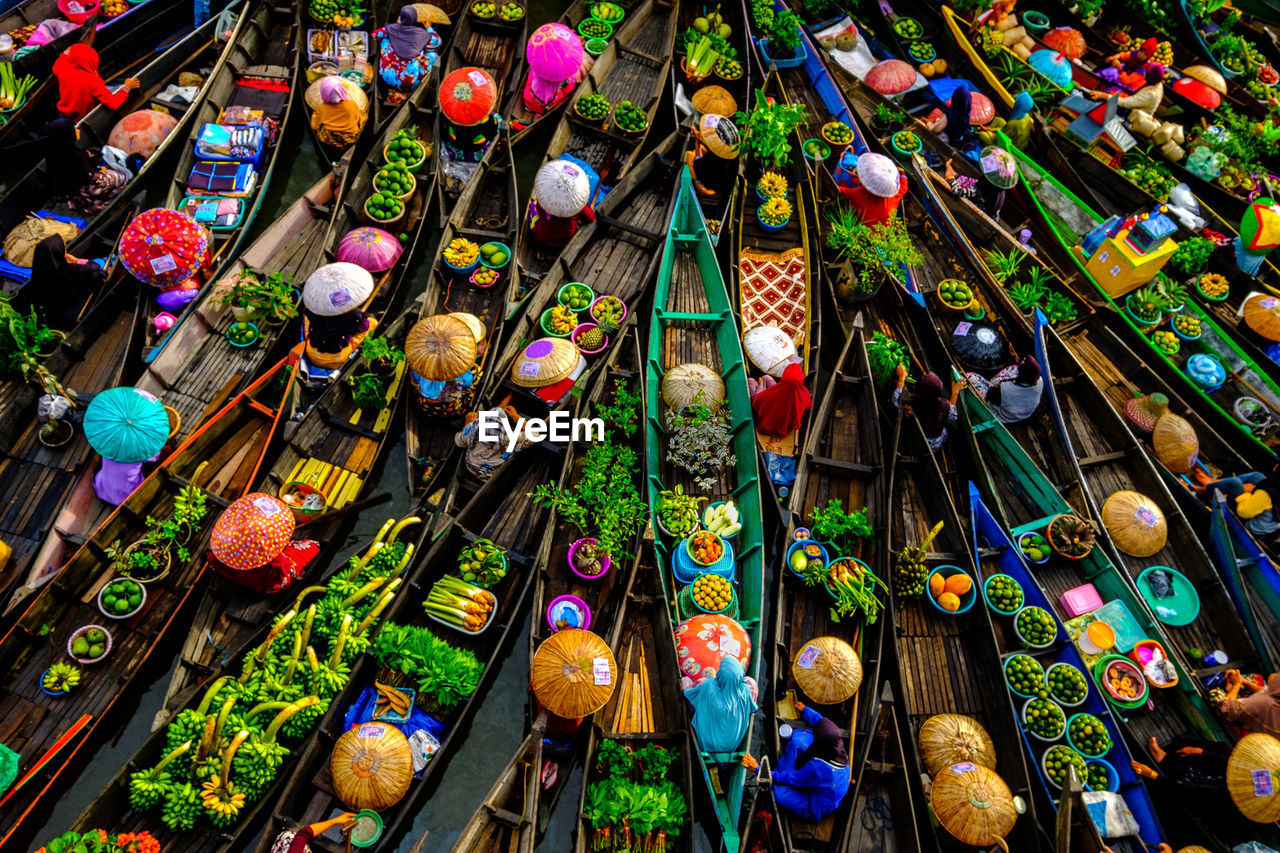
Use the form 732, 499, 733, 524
1005, 137, 1280, 458
449, 727, 543, 853
296, 2, 374, 168
965, 480, 1168, 849
155, 303, 411, 727
0, 1, 248, 289
460, 132, 678, 508
839, 683, 922, 853
405, 128, 520, 498
433, 6, 526, 219
64, 513, 432, 853
256, 437, 566, 853
670, 0, 749, 165
0, 1, 96, 150
732, 72, 819, 518
572, 552, 697, 853
0, 283, 141, 609
766, 320, 888, 852
884, 411, 1042, 853
520, 0, 678, 260
645, 167, 765, 851
0, 351, 298, 851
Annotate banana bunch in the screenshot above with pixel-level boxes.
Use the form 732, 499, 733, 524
374, 681, 413, 718
201, 775, 246, 828
283, 697, 330, 740
130, 741, 192, 811
307, 648, 352, 696
233, 741, 288, 800
703, 501, 741, 538
892, 521, 943, 602
162, 782, 201, 832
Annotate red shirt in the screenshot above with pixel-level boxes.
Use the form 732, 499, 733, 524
836, 176, 908, 228
530, 202, 595, 249
54, 44, 129, 121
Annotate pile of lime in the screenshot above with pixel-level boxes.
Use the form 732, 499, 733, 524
1023, 697, 1065, 740
227, 322, 258, 345
498, 3, 524, 19
1043, 744, 1088, 788
366, 191, 405, 222
471, 1, 496, 16
983, 574, 1023, 614
560, 283, 593, 310
1046, 663, 1088, 705
576, 93, 610, 121
613, 100, 646, 132
374, 163, 413, 197
938, 279, 973, 308
102, 579, 144, 617
386, 129, 425, 166
1068, 713, 1112, 757
1005, 653, 1045, 697
479, 242, 509, 268
1018, 531, 1049, 562
1016, 606, 1057, 647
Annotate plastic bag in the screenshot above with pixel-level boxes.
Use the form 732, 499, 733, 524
1145, 568, 1174, 598
1234, 844, 1280, 853
37, 394, 73, 424
1082, 791, 1140, 838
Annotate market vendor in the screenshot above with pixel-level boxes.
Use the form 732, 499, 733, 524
1002, 91, 1035, 150
441, 67, 501, 164
373, 7, 441, 104
455, 406, 533, 480
773, 700, 851, 823
1090, 66, 1166, 113
53, 44, 140, 122
944, 147, 1015, 219
1192, 468, 1280, 541
301, 262, 377, 370
22, 234, 105, 327
749, 357, 812, 438
684, 113, 740, 201
893, 365, 960, 452
406, 313, 480, 416
683, 655, 758, 755
270, 814, 358, 853
1218, 671, 1280, 736
208, 493, 321, 593
88, 387, 167, 506
45, 117, 132, 215
528, 159, 597, 250
833, 151, 908, 228
939, 81, 979, 157
311, 76, 365, 150
1097, 37, 1162, 92
521, 23, 590, 121
1131, 736, 1232, 814
966, 355, 1042, 424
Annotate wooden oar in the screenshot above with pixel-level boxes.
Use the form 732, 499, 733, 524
0, 714, 92, 809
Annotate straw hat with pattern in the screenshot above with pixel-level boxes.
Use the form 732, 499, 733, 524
919, 714, 996, 775
1228, 733, 1280, 823
931, 763, 1017, 850
406, 314, 478, 381
330, 722, 414, 811
531, 628, 617, 718
699, 114, 740, 160
791, 636, 862, 705
1123, 392, 1169, 433
1152, 413, 1199, 474
661, 363, 725, 411
1100, 490, 1168, 557
511, 337, 580, 388
691, 85, 737, 118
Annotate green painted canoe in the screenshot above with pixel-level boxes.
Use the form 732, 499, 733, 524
646, 167, 765, 852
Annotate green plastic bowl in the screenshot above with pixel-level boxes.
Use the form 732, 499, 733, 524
350, 809, 383, 847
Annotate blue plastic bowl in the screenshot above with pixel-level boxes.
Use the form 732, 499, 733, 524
927, 565, 976, 614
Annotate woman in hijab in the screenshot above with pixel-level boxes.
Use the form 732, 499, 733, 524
22, 234, 105, 327
943, 156, 1007, 219
53, 44, 140, 121
940, 82, 979, 158
893, 365, 960, 452
454, 406, 533, 480
833, 151, 908, 228
1002, 91, 1035, 150
1219, 671, 1280, 736
1098, 37, 1160, 92
44, 118, 129, 215
373, 8, 441, 103
773, 699, 851, 823
684, 656, 757, 755
685, 114, 740, 201
749, 360, 812, 438
967, 354, 1042, 424
311, 76, 365, 150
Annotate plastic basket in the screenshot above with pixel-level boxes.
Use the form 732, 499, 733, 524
981, 573, 1024, 615
1065, 712, 1112, 758
785, 539, 827, 580
1014, 605, 1058, 649
1093, 654, 1149, 709
179, 195, 246, 231
558, 282, 595, 310
97, 581, 147, 620
59, 0, 99, 24
1044, 662, 1089, 708
1004, 653, 1046, 699
678, 581, 738, 621
926, 565, 976, 614
226, 321, 260, 348
479, 240, 511, 269
67, 625, 113, 664
1022, 697, 1065, 743
279, 473, 329, 521
1084, 758, 1120, 793
673, 534, 734, 584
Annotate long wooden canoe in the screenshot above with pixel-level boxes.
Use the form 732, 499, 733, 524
837, 682, 922, 853
670, 0, 748, 146
645, 166, 764, 851
406, 127, 521, 499
0, 0, 96, 149
766, 320, 887, 853
0, 351, 298, 851
297, 2, 375, 169
257, 438, 566, 853
63, 514, 430, 853
449, 727, 543, 853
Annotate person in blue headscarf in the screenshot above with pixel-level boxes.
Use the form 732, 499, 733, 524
683, 656, 757, 754
941, 81, 979, 159
773, 700, 851, 823
1003, 91, 1035, 150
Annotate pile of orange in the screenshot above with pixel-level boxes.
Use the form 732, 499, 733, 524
928, 571, 972, 612
689, 531, 724, 565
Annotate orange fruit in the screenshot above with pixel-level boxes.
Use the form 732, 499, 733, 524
943, 574, 972, 597
938, 592, 962, 612
928, 573, 946, 599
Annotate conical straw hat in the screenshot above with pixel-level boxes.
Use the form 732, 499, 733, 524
791, 637, 862, 705
1101, 490, 1167, 557
530, 628, 617, 718
661, 363, 725, 411
1123, 392, 1169, 432
931, 763, 1017, 850
1152, 413, 1199, 474
451, 311, 486, 343
919, 714, 996, 775
406, 315, 477, 381
744, 324, 797, 377
330, 722, 414, 811
511, 337, 579, 388
1243, 293, 1280, 342
691, 85, 737, 118
1228, 733, 1280, 823
698, 114, 740, 159
1183, 64, 1227, 94
303, 262, 374, 316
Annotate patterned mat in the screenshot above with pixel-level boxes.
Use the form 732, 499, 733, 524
738, 246, 808, 347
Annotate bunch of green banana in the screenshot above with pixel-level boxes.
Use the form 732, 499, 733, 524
129, 741, 191, 811
161, 782, 201, 831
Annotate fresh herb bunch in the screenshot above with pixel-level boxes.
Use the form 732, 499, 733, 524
767, 9, 803, 57
372, 622, 483, 711
216, 270, 297, 325
1008, 280, 1048, 313
734, 90, 809, 170
825, 211, 921, 292
866, 332, 911, 385
530, 438, 648, 563
585, 740, 686, 852
360, 336, 405, 367
873, 101, 905, 128
1169, 236, 1214, 276
348, 371, 389, 411
983, 248, 1023, 284
1040, 290, 1078, 324
809, 499, 874, 555
595, 378, 642, 438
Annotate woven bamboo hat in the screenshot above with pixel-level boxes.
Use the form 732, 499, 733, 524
661, 363, 725, 411
330, 722, 414, 811
1152, 413, 1199, 474
1228, 733, 1280, 823
692, 86, 737, 118
531, 628, 617, 718
1244, 293, 1280, 342
406, 314, 477, 381
1124, 392, 1169, 432
919, 714, 996, 775
511, 337, 580, 388
791, 637, 862, 705
698, 113, 740, 159
931, 763, 1017, 850
450, 311, 486, 343
1101, 490, 1168, 557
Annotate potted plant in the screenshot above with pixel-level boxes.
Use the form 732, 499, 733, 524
0, 295, 69, 397
666, 401, 736, 491
826, 209, 921, 303
41, 661, 81, 696
870, 101, 905, 135
217, 270, 297, 325
756, 170, 788, 201
891, 129, 923, 160
360, 336, 405, 377
758, 9, 805, 67
1047, 513, 1097, 559
38, 417, 74, 448
757, 197, 792, 232
984, 247, 1024, 284
530, 439, 647, 578
348, 371, 389, 411
734, 92, 810, 172
1168, 235, 1213, 277
1196, 272, 1230, 301
655, 485, 705, 536
1125, 285, 1167, 325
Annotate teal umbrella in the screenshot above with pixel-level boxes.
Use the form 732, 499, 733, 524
83, 387, 169, 463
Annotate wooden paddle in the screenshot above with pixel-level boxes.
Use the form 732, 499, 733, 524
0, 714, 92, 809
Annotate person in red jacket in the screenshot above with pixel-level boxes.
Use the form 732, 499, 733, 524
208, 538, 321, 594
53, 44, 139, 121
750, 360, 812, 438
529, 198, 595, 250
